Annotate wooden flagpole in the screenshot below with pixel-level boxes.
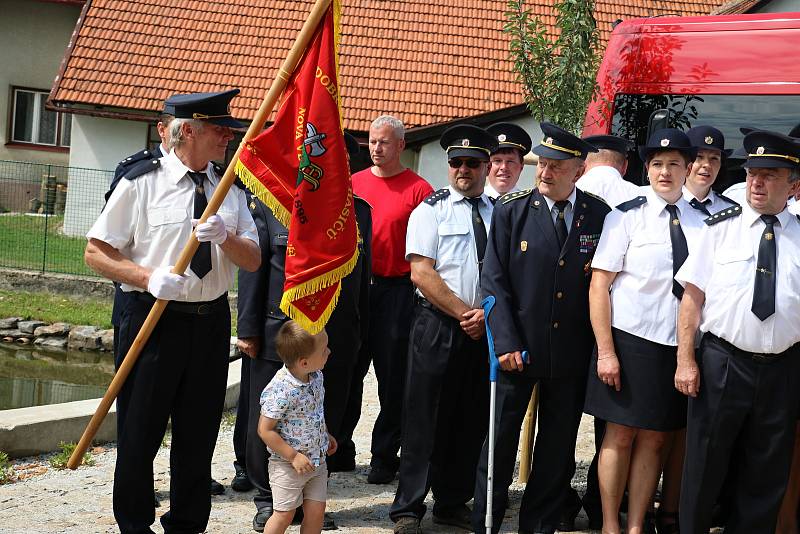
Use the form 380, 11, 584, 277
67, 0, 334, 470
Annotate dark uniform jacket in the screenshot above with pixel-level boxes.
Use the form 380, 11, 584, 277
237, 192, 372, 364
482, 187, 610, 378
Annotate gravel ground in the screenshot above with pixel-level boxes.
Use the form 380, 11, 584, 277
0, 367, 598, 533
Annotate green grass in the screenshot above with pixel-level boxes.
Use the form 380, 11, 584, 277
0, 214, 94, 276
0, 451, 12, 484
0, 290, 113, 328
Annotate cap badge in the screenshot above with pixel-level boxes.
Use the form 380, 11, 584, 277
705, 136, 714, 144
462, 138, 470, 147
660, 138, 670, 147
756, 146, 765, 155
498, 134, 507, 142
545, 137, 553, 144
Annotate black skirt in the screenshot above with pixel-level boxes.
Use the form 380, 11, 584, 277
584, 328, 687, 431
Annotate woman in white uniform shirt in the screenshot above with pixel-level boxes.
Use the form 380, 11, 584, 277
584, 129, 704, 534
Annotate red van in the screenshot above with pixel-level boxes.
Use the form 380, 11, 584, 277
583, 12, 800, 189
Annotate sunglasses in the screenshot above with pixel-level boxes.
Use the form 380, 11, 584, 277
448, 158, 484, 169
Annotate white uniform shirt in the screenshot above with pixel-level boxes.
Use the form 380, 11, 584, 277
406, 186, 493, 308
676, 202, 800, 354
484, 182, 520, 200
722, 181, 747, 204
87, 150, 258, 302
682, 187, 738, 216
576, 165, 640, 208
591, 187, 706, 346
788, 197, 800, 216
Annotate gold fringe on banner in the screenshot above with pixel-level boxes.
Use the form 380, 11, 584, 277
279, 245, 359, 333
234, 159, 291, 228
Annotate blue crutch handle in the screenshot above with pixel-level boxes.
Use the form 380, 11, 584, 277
482, 296, 529, 382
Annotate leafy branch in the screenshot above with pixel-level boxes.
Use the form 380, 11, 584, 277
504, 0, 602, 134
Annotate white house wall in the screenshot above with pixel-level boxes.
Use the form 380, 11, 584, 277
63, 114, 147, 236
0, 0, 80, 165
412, 115, 541, 190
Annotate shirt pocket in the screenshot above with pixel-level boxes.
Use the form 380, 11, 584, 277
437, 223, 471, 262
149, 207, 187, 227
625, 233, 668, 277
217, 209, 237, 232
709, 248, 753, 294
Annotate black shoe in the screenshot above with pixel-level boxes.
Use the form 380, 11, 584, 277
393, 517, 421, 534
367, 465, 396, 484
322, 512, 338, 530
231, 465, 253, 492
432, 504, 472, 531
291, 507, 304, 525
252, 506, 273, 533
154, 493, 160, 508
557, 491, 583, 531
644, 512, 658, 534
210, 478, 225, 495
328, 453, 356, 472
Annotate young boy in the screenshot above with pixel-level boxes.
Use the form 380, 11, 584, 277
258, 321, 337, 534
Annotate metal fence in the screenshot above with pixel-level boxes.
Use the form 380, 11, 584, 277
0, 160, 112, 277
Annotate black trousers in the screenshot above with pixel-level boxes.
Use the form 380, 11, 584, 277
472, 371, 586, 533
323, 354, 356, 446
390, 304, 488, 520
335, 341, 371, 463
113, 296, 230, 534
233, 355, 250, 471
246, 357, 283, 511
680, 334, 800, 534
369, 276, 415, 470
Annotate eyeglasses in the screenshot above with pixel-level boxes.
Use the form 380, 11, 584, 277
448, 158, 483, 169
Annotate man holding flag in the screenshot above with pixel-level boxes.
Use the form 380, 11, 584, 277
85, 88, 260, 534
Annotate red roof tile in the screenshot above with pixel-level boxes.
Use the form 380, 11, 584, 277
51, 0, 727, 132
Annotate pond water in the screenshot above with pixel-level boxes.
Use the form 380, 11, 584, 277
0, 342, 114, 410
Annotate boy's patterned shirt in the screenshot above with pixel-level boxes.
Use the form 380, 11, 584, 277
260, 367, 329, 466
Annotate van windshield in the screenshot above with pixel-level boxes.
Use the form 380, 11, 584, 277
610, 93, 800, 190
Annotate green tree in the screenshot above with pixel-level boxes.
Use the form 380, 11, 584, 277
504, 0, 602, 134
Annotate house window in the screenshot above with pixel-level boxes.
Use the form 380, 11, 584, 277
10, 87, 70, 147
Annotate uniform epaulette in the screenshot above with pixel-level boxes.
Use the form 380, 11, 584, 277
121, 157, 160, 181
354, 195, 373, 210
616, 196, 647, 212
705, 204, 742, 226
582, 190, 609, 207
424, 188, 450, 205
716, 192, 740, 206
500, 189, 533, 204
118, 148, 155, 167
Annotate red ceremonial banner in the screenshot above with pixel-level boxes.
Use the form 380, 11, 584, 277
235, 0, 356, 333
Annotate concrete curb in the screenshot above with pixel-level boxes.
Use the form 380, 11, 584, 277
0, 358, 242, 458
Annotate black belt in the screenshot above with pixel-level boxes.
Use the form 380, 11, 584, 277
136, 292, 228, 316
415, 295, 450, 318
706, 332, 796, 364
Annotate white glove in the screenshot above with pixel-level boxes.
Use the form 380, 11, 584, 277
194, 214, 228, 245
147, 267, 187, 301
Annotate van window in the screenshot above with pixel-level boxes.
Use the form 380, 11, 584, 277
610, 94, 800, 191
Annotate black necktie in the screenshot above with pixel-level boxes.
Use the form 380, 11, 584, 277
553, 200, 569, 249
689, 197, 712, 216
665, 204, 689, 299
752, 214, 778, 321
189, 172, 212, 279
467, 197, 487, 263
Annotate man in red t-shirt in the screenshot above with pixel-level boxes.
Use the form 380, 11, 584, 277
352, 115, 434, 484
